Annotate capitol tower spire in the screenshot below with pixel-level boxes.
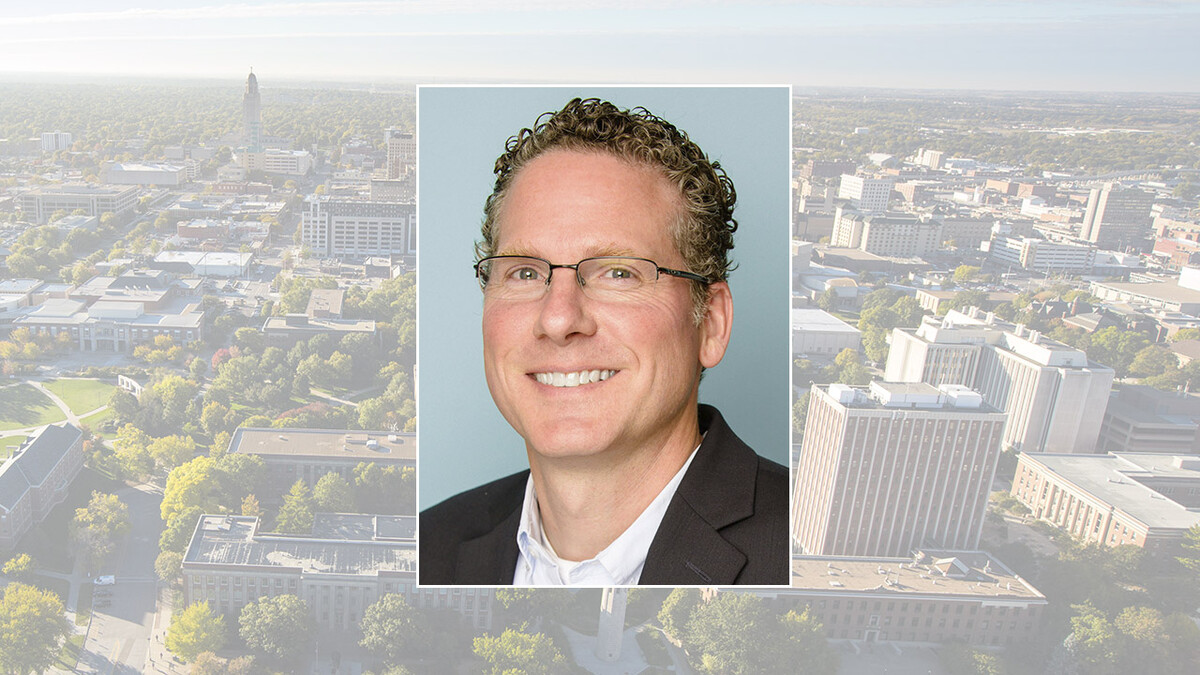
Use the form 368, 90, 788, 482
243, 68, 262, 152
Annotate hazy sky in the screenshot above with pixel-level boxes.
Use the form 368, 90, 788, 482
1, 1, 1197, 91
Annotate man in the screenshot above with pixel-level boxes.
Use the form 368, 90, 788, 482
420, 98, 788, 586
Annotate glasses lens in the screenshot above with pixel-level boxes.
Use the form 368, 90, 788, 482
578, 258, 657, 293
480, 257, 550, 296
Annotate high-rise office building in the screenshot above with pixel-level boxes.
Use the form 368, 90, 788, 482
1080, 183, 1153, 251
793, 382, 1007, 557
301, 196, 416, 258
385, 128, 415, 180
243, 69, 262, 152
886, 309, 1114, 454
837, 174, 895, 213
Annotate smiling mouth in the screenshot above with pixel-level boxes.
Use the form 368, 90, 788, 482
532, 369, 617, 388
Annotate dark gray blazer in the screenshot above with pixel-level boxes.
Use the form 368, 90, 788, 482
419, 405, 790, 586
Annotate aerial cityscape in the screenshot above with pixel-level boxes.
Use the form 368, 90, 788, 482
1, 2, 1199, 674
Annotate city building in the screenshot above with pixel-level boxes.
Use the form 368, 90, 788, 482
791, 308, 861, 358
747, 550, 1046, 647
227, 427, 412, 494
1080, 183, 1154, 251
40, 131, 72, 152
1090, 274, 1200, 315
301, 197, 416, 258
1098, 385, 1200, 454
243, 70, 262, 152
799, 160, 858, 180
831, 211, 940, 257
985, 235, 1096, 274
0, 424, 84, 551
793, 382, 1006, 557
914, 290, 1016, 315
385, 128, 414, 180
19, 184, 139, 223
837, 175, 895, 213
150, 251, 252, 277
261, 314, 377, 349
913, 148, 945, 170
240, 149, 312, 176
1011, 452, 1200, 555
886, 310, 1114, 454
104, 162, 190, 186
182, 514, 493, 630
938, 217, 995, 250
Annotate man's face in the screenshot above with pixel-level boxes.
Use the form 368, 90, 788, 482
482, 149, 729, 464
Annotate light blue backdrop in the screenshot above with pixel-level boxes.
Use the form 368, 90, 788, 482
417, 86, 790, 510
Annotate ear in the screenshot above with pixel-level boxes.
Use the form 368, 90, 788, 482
698, 281, 733, 369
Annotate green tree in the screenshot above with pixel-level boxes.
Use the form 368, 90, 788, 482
166, 602, 226, 663
779, 609, 838, 675
148, 434, 197, 473
161, 456, 221, 524
658, 587, 700, 640
1127, 345, 1178, 379
1170, 327, 1200, 343
1, 553, 36, 582
155, 551, 183, 582
241, 494, 262, 518
312, 472, 354, 513
473, 629, 569, 675
159, 505, 204, 554
684, 593, 781, 674
238, 594, 312, 662
1177, 523, 1200, 575
70, 491, 130, 571
0, 583, 72, 675
953, 264, 981, 283
274, 479, 314, 534
359, 594, 429, 663
1067, 601, 1119, 675
946, 289, 988, 314
793, 391, 811, 436
112, 423, 153, 479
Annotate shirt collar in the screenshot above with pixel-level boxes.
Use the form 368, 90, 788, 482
514, 444, 700, 586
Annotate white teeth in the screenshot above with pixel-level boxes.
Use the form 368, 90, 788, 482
534, 369, 615, 387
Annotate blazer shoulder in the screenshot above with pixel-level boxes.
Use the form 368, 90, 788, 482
419, 470, 527, 585
420, 469, 528, 537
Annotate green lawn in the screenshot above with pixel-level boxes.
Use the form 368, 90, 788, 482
42, 378, 116, 415
0, 384, 67, 431
55, 633, 85, 672
79, 407, 117, 439
0, 433, 26, 459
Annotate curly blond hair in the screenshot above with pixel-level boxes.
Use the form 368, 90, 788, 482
478, 97, 737, 321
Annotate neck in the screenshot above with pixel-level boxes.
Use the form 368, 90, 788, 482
528, 411, 701, 562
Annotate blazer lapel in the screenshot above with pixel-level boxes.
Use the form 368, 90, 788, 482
640, 405, 759, 585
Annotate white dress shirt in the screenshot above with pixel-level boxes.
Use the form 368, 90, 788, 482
513, 446, 699, 586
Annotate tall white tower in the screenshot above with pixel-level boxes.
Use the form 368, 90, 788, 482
595, 587, 627, 662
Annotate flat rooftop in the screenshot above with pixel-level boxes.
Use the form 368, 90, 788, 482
311, 513, 415, 541
788, 550, 1044, 601
1094, 279, 1200, 305
229, 427, 415, 462
1024, 453, 1200, 530
791, 308, 860, 334
184, 515, 415, 576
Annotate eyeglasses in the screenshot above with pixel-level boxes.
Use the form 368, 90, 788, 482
474, 255, 710, 301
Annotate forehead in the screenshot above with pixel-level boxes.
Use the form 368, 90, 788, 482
494, 149, 683, 259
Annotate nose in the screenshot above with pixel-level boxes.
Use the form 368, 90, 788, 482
533, 266, 597, 343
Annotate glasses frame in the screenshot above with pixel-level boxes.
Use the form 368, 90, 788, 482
473, 254, 710, 296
